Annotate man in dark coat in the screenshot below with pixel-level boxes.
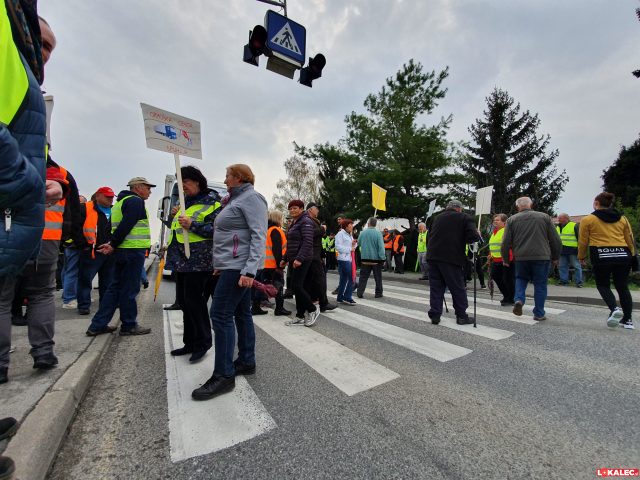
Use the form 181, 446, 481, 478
426, 200, 480, 325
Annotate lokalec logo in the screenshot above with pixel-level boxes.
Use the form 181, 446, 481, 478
596, 468, 639, 477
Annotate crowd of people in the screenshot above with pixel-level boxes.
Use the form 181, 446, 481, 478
0, 2, 638, 476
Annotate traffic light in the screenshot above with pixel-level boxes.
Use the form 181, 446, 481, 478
299, 54, 326, 87
243, 25, 270, 67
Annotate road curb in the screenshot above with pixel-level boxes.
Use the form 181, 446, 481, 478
4, 332, 113, 480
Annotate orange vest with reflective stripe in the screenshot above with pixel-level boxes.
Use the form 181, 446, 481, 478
264, 226, 287, 268
383, 233, 393, 249
83, 201, 98, 245
393, 234, 405, 253
42, 166, 67, 240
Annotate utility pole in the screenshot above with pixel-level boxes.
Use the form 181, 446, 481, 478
256, 0, 287, 17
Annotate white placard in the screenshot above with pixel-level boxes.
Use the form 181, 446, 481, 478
426, 199, 437, 219
475, 186, 493, 215
140, 103, 202, 159
44, 95, 54, 149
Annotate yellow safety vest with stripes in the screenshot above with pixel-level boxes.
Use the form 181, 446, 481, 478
0, 1, 30, 126
169, 202, 220, 244
488, 228, 505, 259
556, 222, 578, 248
111, 195, 151, 249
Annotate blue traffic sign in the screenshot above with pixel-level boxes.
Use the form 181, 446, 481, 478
265, 10, 306, 65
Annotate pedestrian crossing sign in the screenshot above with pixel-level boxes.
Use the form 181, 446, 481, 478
265, 10, 306, 65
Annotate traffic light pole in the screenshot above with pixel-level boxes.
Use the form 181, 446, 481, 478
256, 0, 287, 17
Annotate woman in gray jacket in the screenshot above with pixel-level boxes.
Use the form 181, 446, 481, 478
192, 164, 267, 401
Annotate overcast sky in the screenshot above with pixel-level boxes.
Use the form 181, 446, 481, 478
40, 0, 640, 236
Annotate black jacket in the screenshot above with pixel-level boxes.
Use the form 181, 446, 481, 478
426, 209, 480, 267
310, 217, 324, 260
285, 211, 315, 263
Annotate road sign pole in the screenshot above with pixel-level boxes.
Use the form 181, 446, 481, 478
257, 0, 287, 17
174, 153, 190, 259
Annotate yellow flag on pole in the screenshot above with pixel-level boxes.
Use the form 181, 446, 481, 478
371, 183, 387, 211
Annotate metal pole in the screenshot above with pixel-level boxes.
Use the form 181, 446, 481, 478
174, 154, 190, 258
256, 0, 287, 16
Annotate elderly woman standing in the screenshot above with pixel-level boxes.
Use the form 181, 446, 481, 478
192, 164, 267, 400
166, 166, 221, 363
578, 192, 637, 329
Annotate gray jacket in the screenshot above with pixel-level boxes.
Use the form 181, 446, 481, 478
212, 183, 267, 276
501, 209, 562, 262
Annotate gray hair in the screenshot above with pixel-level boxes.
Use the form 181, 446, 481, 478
367, 217, 377, 227
418, 222, 426, 229
515, 197, 533, 209
493, 213, 508, 223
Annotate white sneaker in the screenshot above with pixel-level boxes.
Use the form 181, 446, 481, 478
285, 316, 305, 326
305, 305, 320, 327
622, 320, 635, 330
62, 300, 78, 309
607, 307, 624, 328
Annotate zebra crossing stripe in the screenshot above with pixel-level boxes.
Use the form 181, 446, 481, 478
379, 289, 538, 325
354, 297, 514, 340
254, 314, 399, 396
328, 308, 472, 362
382, 283, 566, 315
163, 308, 276, 462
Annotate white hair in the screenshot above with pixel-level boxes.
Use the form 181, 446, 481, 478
515, 197, 533, 209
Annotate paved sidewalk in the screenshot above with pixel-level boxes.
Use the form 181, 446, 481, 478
327, 268, 640, 308
0, 256, 156, 480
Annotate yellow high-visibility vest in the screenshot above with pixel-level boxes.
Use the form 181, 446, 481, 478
556, 222, 578, 248
111, 195, 151, 249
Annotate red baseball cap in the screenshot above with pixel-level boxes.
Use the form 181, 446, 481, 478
96, 186, 115, 197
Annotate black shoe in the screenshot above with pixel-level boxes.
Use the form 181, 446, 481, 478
251, 305, 268, 315
320, 304, 337, 312
33, 354, 58, 370
430, 316, 441, 325
500, 301, 514, 307
512, 301, 523, 316
78, 309, 90, 315
119, 325, 151, 336
456, 316, 474, 325
233, 359, 256, 376
163, 303, 181, 311
11, 315, 27, 326
274, 308, 292, 316
143, 281, 149, 289
192, 375, 235, 400
0, 417, 18, 441
86, 326, 117, 336
419, 277, 429, 281
170, 346, 192, 356
283, 291, 294, 299
357, 293, 364, 299
189, 350, 208, 363
0, 368, 7, 385
331, 289, 338, 295
0, 456, 16, 480
375, 293, 383, 298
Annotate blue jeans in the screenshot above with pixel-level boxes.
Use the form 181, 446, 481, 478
77, 251, 115, 311
140, 265, 148, 284
514, 260, 551, 318
210, 270, 255, 378
558, 254, 582, 285
62, 247, 80, 303
337, 260, 354, 302
89, 249, 145, 330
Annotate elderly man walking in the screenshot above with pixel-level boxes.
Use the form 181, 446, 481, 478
356, 217, 386, 298
501, 197, 562, 321
86, 177, 155, 336
556, 213, 583, 287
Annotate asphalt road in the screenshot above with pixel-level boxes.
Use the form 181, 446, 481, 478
48, 269, 640, 480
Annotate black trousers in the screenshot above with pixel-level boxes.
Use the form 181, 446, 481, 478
304, 258, 329, 307
393, 253, 404, 273
262, 268, 285, 310
428, 261, 468, 320
357, 263, 383, 297
290, 260, 315, 318
175, 271, 216, 352
491, 261, 515, 303
593, 262, 633, 321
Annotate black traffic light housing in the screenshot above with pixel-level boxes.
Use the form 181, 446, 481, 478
299, 54, 326, 87
243, 25, 271, 66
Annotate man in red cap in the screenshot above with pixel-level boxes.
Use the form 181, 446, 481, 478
76, 187, 116, 315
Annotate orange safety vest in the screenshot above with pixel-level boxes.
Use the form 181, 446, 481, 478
264, 226, 287, 268
393, 234, 405, 254
82, 201, 98, 246
42, 166, 67, 241
383, 233, 393, 250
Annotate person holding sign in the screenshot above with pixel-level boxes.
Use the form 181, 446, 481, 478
86, 177, 155, 336
166, 166, 221, 363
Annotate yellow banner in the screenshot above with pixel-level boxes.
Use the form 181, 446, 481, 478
371, 183, 387, 211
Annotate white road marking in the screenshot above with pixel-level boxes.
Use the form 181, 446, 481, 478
378, 289, 538, 325
254, 314, 399, 396
327, 308, 473, 362
163, 307, 276, 462
381, 283, 566, 315
354, 297, 515, 340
